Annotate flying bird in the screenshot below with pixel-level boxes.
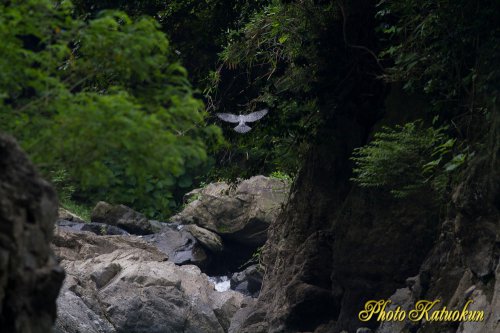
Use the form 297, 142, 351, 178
216, 109, 268, 133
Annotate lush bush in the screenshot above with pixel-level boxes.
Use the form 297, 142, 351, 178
351, 121, 466, 199
0, 1, 223, 218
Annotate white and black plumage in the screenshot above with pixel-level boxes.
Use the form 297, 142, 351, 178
216, 109, 268, 133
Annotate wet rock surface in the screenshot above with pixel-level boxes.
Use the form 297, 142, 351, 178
0, 134, 64, 333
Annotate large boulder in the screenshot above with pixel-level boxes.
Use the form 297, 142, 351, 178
184, 224, 224, 252
91, 201, 154, 235
171, 176, 290, 246
0, 134, 64, 333
52, 230, 250, 333
142, 224, 210, 267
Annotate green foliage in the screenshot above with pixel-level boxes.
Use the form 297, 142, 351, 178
208, 0, 341, 180
50, 168, 92, 221
0, 1, 223, 218
70, 0, 365, 185
351, 121, 465, 198
363, 0, 498, 201
72, 0, 268, 85
186, 193, 201, 204
376, 0, 500, 137
3, 0, 494, 218
50, 169, 76, 204
269, 171, 292, 182
61, 200, 92, 223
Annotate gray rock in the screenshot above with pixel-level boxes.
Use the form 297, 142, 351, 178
56, 220, 130, 236
184, 224, 224, 252
142, 225, 209, 267
58, 207, 86, 223
54, 276, 116, 333
375, 288, 414, 333
0, 134, 64, 333
227, 299, 262, 333
171, 176, 289, 246
90, 263, 122, 289
53, 230, 250, 333
357, 328, 373, 333
456, 261, 500, 333
91, 201, 154, 235
148, 219, 169, 233
230, 265, 263, 297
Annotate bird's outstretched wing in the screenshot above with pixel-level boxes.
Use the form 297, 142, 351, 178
241, 109, 268, 123
216, 113, 241, 123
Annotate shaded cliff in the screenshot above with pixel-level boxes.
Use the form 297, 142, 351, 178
230, 72, 499, 333
231, 103, 440, 332
0, 134, 64, 332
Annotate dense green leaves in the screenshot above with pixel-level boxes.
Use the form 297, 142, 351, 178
351, 121, 464, 199
377, 0, 500, 130
0, 1, 222, 218
72, 0, 268, 85
363, 0, 499, 200
1, 0, 497, 217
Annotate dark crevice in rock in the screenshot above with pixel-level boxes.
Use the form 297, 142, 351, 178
203, 238, 258, 277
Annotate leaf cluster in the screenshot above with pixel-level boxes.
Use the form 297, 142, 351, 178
0, 1, 223, 218
351, 121, 466, 199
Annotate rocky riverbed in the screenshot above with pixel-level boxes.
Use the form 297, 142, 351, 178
0, 133, 291, 333
3, 131, 497, 333
52, 176, 289, 333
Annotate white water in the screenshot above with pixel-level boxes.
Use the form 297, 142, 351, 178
208, 276, 231, 292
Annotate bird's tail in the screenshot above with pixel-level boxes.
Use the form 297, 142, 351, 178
234, 123, 252, 133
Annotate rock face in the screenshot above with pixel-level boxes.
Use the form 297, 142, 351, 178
56, 220, 130, 236
230, 265, 263, 298
373, 156, 500, 333
171, 176, 289, 246
91, 201, 154, 235
58, 207, 86, 223
228, 107, 500, 332
184, 224, 224, 252
53, 230, 251, 333
233, 182, 439, 332
0, 134, 64, 333
142, 225, 209, 267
